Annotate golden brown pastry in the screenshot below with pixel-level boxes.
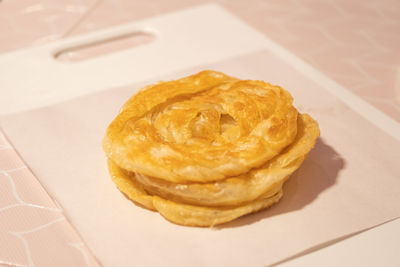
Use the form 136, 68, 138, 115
103, 70, 320, 227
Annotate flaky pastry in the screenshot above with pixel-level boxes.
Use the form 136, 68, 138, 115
103, 70, 320, 227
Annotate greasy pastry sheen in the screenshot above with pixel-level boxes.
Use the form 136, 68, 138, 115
103, 70, 320, 227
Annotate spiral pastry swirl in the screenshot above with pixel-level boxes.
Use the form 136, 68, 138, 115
103, 71, 319, 226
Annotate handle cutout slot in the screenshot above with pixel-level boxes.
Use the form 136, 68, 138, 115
54, 31, 155, 62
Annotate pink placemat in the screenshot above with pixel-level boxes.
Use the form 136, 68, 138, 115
0, 0, 98, 53
3, 0, 397, 120
0, 131, 100, 267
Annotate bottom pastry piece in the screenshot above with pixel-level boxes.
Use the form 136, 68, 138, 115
108, 159, 283, 227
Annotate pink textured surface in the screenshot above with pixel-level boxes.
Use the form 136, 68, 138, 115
1, 0, 398, 120
0, 132, 99, 267
0, 0, 97, 53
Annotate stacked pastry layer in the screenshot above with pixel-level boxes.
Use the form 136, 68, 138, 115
103, 71, 320, 227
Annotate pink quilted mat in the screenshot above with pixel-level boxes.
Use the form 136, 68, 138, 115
0, 131, 100, 267
1, 0, 399, 120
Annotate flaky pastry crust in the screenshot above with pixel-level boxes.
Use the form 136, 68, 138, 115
107, 159, 283, 227
103, 71, 298, 183
103, 70, 320, 227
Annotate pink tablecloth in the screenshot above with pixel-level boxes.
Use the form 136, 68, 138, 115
1, 0, 399, 120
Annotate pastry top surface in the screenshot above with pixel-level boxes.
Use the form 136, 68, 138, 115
103, 71, 299, 183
